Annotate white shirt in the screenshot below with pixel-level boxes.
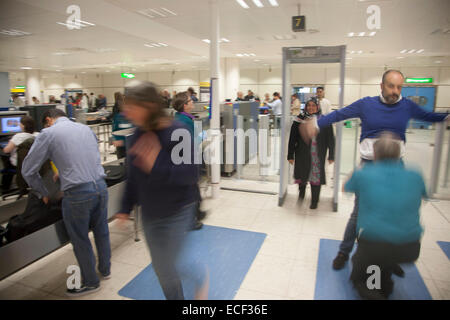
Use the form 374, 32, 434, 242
268, 98, 282, 115
318, 98, 332, 115
9, 132, 38, 166
81, 96, 89, 110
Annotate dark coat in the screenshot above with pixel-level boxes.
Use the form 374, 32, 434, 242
287, 118, 335, 185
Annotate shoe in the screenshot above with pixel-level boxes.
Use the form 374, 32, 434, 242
309, 202, 318, 209
392, 264, 405, 278
197, 209, 207, 221
299, 185, 306, 200
193, 221, 203, 230
66, 285, 100, 297
101, 273, 111, 280
332, 252, 349, 270
353, 282, 386, 300
381, 279, 394, 298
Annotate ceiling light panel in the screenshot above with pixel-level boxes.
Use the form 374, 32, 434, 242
252, 0, 264, 8
137, 7, 177, 19
268, 0, 279, 6
0, 29, 31, 36
236, 0, 250, 9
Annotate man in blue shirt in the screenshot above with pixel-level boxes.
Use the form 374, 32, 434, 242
22, 109, 111, 297
302, 69, 448, 270
344, 133, 424, 299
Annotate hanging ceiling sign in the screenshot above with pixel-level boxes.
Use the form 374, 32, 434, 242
292, 16, 306, 32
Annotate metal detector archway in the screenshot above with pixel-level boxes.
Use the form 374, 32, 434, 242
279, 45, 346, 211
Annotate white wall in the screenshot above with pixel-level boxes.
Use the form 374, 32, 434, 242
13, 66, 449, 111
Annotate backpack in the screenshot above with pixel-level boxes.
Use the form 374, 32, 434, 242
103, 163, 126, 187
5, 192, 62, 243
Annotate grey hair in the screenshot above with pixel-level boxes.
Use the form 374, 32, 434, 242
373, 132, 401, 161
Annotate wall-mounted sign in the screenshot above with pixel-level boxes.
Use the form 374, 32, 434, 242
121, 73, 135, 79
292, 16, 306, 32
405, 77, 433, 84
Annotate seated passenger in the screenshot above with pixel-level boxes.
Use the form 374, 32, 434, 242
2, 116, 38, 168
345, 132, 425, 299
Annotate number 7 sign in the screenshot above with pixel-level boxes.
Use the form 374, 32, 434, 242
292, 15, 306, 32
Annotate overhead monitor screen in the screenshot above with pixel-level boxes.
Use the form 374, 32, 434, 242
1, 116, 22, 133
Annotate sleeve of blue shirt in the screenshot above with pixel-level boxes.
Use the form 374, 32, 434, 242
21, 131, 51, 197
317, 98, 363, 128
409, 101, 448, 122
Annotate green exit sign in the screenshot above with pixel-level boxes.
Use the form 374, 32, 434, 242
121, 73, 135, 79
15, 86, 26, 89
405, 77, 433, 84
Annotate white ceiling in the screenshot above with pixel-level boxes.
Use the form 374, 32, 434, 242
0, 0, 449, 75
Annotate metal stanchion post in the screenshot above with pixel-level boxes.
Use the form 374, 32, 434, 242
429, 122, 445, 197
134, 206, 140, 242
443, 129, 450, 188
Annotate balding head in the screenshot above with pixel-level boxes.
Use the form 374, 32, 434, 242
382, 69, 404, 84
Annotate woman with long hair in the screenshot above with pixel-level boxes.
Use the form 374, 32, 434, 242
115, 81, 208, 300
288, 98, 335, 209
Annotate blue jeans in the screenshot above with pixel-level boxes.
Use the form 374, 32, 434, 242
142, 202, 205, 300
62, 179, 111, 287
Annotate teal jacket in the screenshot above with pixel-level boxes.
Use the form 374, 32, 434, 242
112, 113, 133, 141
345, 160, 426, 244
174, 112, 194, 135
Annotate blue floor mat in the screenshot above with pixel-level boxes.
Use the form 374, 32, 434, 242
118, 225, 266, 300
314, 239, 432, 300
437, 241, 450, 260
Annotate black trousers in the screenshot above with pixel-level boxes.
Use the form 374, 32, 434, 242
350, 238, 420, 293
1, 156, 16, 192
116, 146, 126, 160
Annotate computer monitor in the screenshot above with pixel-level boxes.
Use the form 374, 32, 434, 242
0, 112, 27, 136
1, 116, 21, 133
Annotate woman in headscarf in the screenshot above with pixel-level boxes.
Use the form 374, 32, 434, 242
287, 98, 335, 209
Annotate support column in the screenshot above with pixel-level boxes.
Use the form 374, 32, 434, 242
25, 69, 42, 104
0, 72, 11, 106
222, 58, 240, 101
209, 0, 221, 198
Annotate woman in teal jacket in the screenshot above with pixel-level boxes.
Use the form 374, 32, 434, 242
112, 92, 134, 159
173, 93, 195, 134
172, 92, 206, 230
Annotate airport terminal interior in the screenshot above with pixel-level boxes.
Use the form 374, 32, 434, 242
0, 0, 449, 300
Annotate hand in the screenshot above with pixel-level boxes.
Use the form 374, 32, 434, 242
328, 160, 334, 165
114, 213, 130, 229
113, 140, 124, 147
129, 131, 162, 174
53, 173, 59, 182
288, 159, 294, 165
299, 118, 319, 144
42, 196, 49, 204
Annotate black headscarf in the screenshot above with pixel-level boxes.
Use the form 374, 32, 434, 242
298, 97, 321, 120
